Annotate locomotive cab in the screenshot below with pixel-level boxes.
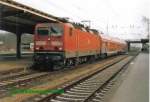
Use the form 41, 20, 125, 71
33, 23, 64, 69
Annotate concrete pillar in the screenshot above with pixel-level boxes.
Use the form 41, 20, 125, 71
141, 43, 145, 51
127, 42, 130, 52
0, 6, 3, 28
16, 32, 22, 58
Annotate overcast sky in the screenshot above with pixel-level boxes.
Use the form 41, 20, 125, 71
13, 0, 150, 40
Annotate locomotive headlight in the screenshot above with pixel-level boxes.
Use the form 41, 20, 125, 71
51, 41, 62, 46
36, 47, 39, 50
58, 47, 62, 50
36, 41, 46, 45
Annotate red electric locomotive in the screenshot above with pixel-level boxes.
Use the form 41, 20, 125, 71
33, 22, 101, 70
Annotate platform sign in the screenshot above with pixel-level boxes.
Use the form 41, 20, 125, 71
21, 43, 30, 49
0, 41, 4, 45
30, 43, 34, 51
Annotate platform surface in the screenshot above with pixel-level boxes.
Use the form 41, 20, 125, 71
109, 52, 149, 102
0, 55, 32, 72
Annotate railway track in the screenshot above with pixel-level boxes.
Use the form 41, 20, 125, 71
0, 55, 123, 88
0, 71, 49, 98
20, 55, 136, 102
0, 68, 25, 76
0, 69, 37, 81
20, 55, 131, 102
43, 56, 134, 102
0, 55, 130, 102
0, 72, 49, 87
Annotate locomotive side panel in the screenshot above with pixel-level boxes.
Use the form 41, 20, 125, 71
63, 25, 77, 58
64, 25, 101, 58
90, 33, 101, 56
77, 30, 101, 57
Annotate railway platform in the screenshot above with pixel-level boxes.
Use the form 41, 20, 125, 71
0, 55, 32, 72
109, 52, 149, 102
0, 52, 33, 60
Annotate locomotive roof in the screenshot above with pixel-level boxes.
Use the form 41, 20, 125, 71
65, 22, 99, 35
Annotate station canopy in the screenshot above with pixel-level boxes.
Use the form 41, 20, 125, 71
0, 0, 64, 34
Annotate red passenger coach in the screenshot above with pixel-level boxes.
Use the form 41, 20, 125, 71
100, 34, 127, 56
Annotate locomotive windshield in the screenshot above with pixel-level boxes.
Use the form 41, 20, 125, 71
37, 27, 49, 36
36, 23, 63, 36
50, 23, 63, 36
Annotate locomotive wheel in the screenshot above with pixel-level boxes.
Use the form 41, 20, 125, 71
75, 58, 79, 66
48, 63, 54, 71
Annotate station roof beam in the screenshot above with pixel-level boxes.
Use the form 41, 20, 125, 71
0, 0, 63, 34
0, 0, 64, 58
